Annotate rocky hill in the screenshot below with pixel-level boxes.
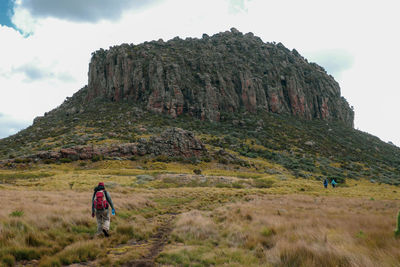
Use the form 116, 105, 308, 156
87, 28, 354, 126
1, 29, 399, 185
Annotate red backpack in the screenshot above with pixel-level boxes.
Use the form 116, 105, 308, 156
94, 190, 109, 210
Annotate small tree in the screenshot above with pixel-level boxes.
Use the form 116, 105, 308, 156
395, 210, 400, 238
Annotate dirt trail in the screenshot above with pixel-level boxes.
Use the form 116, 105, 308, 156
66, 213, 177, 267
122, 214, 177, 267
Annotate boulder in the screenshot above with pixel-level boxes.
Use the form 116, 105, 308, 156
16, 128, 207, 163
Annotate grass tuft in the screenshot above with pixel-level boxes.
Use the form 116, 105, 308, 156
1, 255, 15, 267
279, 246, 350, 267
394, 210, 400, 238
39, 241, 100, 266
9, 210, 24, 217
173, 210, 217, 242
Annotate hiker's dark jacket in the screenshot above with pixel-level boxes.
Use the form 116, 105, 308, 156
92, 185, 114, 213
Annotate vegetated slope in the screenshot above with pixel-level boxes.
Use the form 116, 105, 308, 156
0, 29, 398, 184
87, 28, 354, 126
0, 85, 399, 185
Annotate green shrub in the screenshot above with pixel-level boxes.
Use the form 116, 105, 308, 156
254, 178, 274, 188
43, 159, 55, 164
59, 158, 72, 163
193, 169, 202, 175
218, 158, 228, 165
153, 155, 170, 162
394, 210, 400, 238
10, 210, 24, 217
14, 158, 31, 164
185, 156, 199, 164
91, 155, 103, 162
201, 156, 212, 162
261, 227, 276, 237
1, 255, 15, 267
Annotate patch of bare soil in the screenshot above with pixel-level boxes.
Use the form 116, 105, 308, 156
123, 214, 177, 267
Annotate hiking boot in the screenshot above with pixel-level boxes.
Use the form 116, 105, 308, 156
103, 229, 109, 237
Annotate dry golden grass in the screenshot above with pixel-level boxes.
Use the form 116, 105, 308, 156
1, 160, 400, 266
161, 195, 400, 266
172, 210, 217, 242
0, 189, 158, 266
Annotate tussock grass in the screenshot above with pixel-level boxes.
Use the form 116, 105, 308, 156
253, 177, 275, 188
158, 246, 261, 266
39, 240, 100, 266
0, 189, 158, 265
0, 171, 54, 183
2, 247, 41, 261
1, 254, 15, 267
9, 209, 24, 217
173, 210, 217, 242
163, 195, 400, 266
279, 245, 351, 267
1, 160, 400, 265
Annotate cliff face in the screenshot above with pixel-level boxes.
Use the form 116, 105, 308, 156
87, 28, 354, 127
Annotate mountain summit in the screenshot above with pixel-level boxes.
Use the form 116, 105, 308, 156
2, 29, 398, 186
2, 29, 400, 267
87, 28, 354, 126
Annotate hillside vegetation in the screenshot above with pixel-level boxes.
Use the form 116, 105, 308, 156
1, 92, 400, 265
1, 87, 399, 185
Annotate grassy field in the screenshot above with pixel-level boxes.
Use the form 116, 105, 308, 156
1, 159, 400, 266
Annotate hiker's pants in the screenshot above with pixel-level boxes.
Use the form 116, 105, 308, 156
95, 209, 110, 233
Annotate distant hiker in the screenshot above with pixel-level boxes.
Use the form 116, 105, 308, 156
331, 179, 337, 188
323, 178, 328, 189
92, 182, 115, 237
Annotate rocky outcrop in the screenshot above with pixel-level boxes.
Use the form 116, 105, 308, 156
87, 28, 354, 127
10, 128, 207, 162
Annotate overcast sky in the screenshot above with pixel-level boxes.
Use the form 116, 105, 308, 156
0, 0, 399, 146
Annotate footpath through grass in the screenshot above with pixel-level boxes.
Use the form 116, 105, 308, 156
1, 160, 400, 266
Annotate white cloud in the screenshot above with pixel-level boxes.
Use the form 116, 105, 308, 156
18, 0, 160, 23
303, 49, 354, 80
11, 1, 37, 35
11, 61, 75, 82
0, 113, 30, 139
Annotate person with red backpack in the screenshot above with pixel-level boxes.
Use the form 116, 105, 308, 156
92, 182, 115, 237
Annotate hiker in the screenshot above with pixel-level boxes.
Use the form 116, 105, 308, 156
331, 179, 337, 188
92, 182, 115, 237
323, 178, 328, 189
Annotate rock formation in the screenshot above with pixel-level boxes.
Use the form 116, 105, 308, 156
4, 128, 207, 163
87, 28, 354, 127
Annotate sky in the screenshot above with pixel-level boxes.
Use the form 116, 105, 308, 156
0, 0, 399, 147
